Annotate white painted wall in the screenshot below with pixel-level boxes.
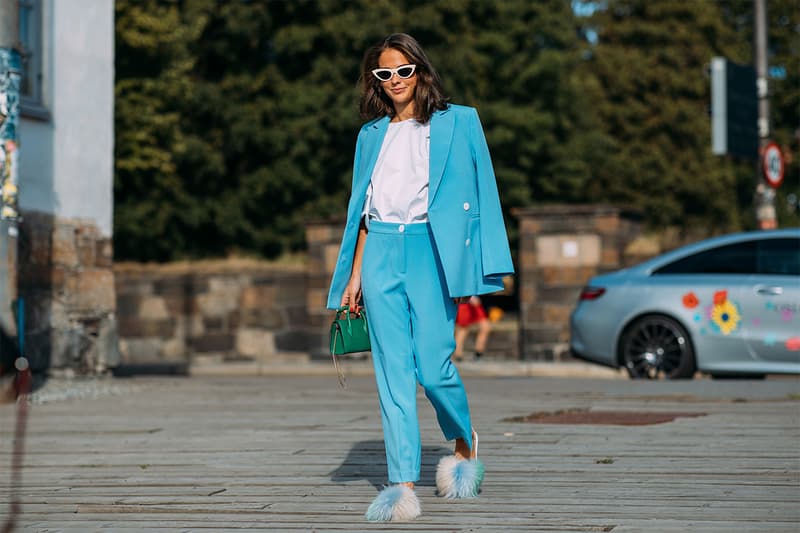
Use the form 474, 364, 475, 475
19, 0, 114, 236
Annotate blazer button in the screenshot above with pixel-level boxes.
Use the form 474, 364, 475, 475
465, 238, 471, 246
463, 202, 470, 211
398, 224, 405, 233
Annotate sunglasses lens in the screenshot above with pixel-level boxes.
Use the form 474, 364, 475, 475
373, 70, 392, 81
397, 66, 414, 78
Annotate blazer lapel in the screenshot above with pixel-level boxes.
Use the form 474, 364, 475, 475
428, 107, 454, 205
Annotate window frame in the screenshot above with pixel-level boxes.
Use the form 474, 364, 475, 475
18, 0, 49, 121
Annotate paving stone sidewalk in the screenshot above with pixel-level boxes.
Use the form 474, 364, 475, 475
1, 375, 798, 532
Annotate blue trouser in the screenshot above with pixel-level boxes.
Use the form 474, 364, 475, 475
361, 220, 473, 483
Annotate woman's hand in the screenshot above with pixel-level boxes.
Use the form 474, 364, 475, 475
340, 221, 368, 314
341, 276, 363, 314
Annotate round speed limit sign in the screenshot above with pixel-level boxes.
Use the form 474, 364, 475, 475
762, 142, 784, 188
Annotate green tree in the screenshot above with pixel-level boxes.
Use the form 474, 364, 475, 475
577, 0, 757, 232
115, 0, 799, 261
768, 0, 800, 227
576, 0, 798, 232
115, 0, 602, 260
115, 0, 210, 260
427, 0, 614, 209
716, 0, 800, 227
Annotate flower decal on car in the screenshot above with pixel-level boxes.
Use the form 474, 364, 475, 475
682, 292, 699, 309
713, 290, 728, 306
711, 299, 741, 335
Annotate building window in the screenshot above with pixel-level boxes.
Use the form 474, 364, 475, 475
19, 0, 47, 118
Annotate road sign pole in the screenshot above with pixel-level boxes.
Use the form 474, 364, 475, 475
754, 0, 777, 229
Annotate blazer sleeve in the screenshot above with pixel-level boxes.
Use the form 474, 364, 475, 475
326, 128, 367, 310
469, 107, 515, 278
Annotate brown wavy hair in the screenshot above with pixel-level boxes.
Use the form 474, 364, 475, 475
359, 33, 449, 124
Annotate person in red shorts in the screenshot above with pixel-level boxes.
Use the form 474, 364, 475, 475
453, 296, 491, 361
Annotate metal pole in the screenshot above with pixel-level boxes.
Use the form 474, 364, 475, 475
754, 0, 777, 229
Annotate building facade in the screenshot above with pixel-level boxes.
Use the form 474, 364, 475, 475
17, 0, 117, 374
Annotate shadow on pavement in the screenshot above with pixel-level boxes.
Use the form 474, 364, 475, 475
330, 440, 451, 490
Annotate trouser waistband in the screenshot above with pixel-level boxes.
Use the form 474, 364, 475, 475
367, 220, 431, 235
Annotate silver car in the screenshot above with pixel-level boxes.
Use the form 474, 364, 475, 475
570, 229, 800, 379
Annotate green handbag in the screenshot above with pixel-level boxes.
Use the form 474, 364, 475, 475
329, 306, 371, 387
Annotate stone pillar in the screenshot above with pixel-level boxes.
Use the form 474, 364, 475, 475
305, 218, 345, 360
513, 205, 643, 361
18, 211, 119, 375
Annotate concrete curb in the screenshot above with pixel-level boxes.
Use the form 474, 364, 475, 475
188, 360, 625, 379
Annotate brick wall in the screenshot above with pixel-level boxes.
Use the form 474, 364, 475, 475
114, 261, 309, 368
305, 218, 346, 359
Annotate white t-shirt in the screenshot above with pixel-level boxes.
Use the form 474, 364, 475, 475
363, 118, 431, 224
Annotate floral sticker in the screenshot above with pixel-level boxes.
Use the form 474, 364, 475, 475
713, 290, 728, 306
711, 299, 741, 335
786, 337, 800, 351
682, 292, 699, 309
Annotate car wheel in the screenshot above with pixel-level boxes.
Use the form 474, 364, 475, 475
620, 315, 696, 379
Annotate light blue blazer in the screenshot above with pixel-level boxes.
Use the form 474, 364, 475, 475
326, 104, 514, 310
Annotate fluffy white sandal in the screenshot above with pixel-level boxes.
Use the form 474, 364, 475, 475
436, 430, 484, 499
365, 484, 421, 522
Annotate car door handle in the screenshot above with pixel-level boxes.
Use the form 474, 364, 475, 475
755, 285, 783, 296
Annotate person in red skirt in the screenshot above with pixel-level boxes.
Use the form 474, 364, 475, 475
453, 296, 491, 361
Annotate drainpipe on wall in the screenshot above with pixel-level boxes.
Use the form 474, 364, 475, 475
0, 0, 21, 355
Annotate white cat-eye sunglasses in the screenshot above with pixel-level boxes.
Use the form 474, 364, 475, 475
371, 64, 417, 82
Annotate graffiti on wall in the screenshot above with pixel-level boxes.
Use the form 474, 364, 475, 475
0, 48, 21, 221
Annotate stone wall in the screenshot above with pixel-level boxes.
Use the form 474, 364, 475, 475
18, 211, 119, 374
114, 261, 309, 368
13, 206, 671, 373
514, 205, 644, 360
109, 205, 652, 369
305, 218, 346, 359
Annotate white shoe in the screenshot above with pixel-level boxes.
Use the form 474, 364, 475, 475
365, 484, 421, 522
436, 430, 484, 498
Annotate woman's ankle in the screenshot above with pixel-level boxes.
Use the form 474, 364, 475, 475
454, 437, 470, 460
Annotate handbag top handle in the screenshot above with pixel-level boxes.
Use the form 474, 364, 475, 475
336, 306, 367, 336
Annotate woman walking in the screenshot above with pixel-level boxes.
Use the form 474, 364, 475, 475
327, 33, 514, 522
